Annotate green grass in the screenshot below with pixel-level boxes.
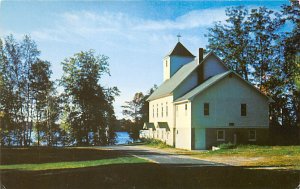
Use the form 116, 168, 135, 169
0, 156, 148, 171
0, 147, 150, 171
141, 143, 300, 170
1, 147, 299, 189
192, 145, 300, 170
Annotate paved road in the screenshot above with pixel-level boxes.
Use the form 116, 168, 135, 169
105, 145, 224, 167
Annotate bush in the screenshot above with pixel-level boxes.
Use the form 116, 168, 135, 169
218, 142, 236, 149
141, 138, 172, 148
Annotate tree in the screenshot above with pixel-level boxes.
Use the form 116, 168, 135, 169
281, 4, 300, 126
30, 59, 52, 146
206, 6, 251, 80
206, 6, 298, 127
60, 50, 119, 146
0, 35, 59, 146
122, 85, 156, 140
21, 35, 40, 146
0, 35, 24, 146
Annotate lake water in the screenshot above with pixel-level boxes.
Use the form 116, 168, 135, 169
115, 132, 132, 145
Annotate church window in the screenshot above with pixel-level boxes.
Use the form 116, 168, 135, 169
217, 130, 225, 141
166, 102, 168, 117
152, 105, 154, 118
248, 130, 256, 141
204, 103, 209, 116
165, 60, 168, 67
161, 103, 163, 117
241, 104, 247, 116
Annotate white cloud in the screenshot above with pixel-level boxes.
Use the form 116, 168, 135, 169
25, 8, 227, 44
1, 8, 228, 118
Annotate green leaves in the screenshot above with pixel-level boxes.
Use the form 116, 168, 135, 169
60, 50, 118, 146
206, 5, 300, 126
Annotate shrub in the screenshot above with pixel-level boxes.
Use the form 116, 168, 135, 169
218, 142, 236, 149
142, 138, 172, 148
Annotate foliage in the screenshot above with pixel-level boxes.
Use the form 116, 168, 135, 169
122, 85, 156, 141
0, 35, 60, 147
217, 142, 236, 149
206, 5, 300, 127
142, 138, 172, 148
0, 35, 119, 147
60, 50, 119, 146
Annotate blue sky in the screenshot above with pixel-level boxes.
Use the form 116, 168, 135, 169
0, 0, 288, 118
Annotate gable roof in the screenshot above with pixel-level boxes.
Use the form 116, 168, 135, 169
199, 51, 229, 70
175, 71, 231, 102
166, 42, 195, 57
175, 70, 274, 103
147, 61, 198, 101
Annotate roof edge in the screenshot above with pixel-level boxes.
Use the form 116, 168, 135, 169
189, 71, 232, 101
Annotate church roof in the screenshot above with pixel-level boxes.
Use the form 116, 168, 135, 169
175, 71, 231, 102
174, 70, 274, 103
147, 60, 198, 101
166, 42, 195, 57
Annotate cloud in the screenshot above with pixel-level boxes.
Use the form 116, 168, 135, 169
1, 8, 228, 118
24, 8, 227, 44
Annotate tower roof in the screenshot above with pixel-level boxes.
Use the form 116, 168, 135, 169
167, 42, 195, 57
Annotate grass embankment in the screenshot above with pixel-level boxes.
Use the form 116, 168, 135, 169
0, 147, 148, 171
143, 140, 300, 170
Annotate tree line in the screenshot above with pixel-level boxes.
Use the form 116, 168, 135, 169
0, 35, 119, 146
206, 4, 299, 127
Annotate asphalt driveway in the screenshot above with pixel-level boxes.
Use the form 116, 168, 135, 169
105, 145, 224, 166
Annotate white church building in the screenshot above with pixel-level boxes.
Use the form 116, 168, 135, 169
140, 42, 273, 150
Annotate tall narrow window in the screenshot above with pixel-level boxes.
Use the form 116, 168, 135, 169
165, 61, 168, 67
204, 103, 209, 116
152, 105, 154, 118
156, 104, 158, 118
166, 102, 168, 117
161, 103, 163, 117
241, 104, 247, 116
185, 104, 188, 116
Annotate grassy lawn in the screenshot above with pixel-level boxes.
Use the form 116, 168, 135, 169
0, 156, 147, 171
0, 147, 148, 171
0, 146, 299, 189
193, 145, 300, 170
142, 142, 300, 170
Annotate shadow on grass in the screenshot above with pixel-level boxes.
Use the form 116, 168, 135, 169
0, 147, 129, 165
1, 163, 299, 189
1, 147, 299, 189
1, 146, 200, 166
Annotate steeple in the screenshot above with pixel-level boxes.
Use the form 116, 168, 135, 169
163, 41, 196, 81
167, 42, 195, 58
